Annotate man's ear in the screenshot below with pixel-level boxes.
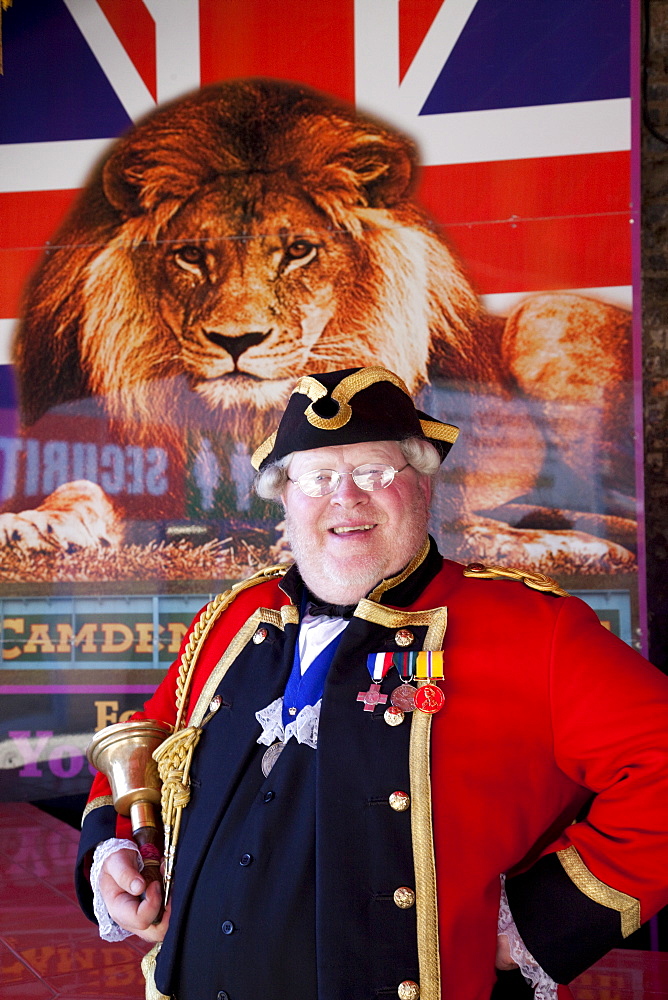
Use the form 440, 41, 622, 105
419, 474, 433, 507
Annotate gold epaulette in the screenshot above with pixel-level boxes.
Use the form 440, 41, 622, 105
462, 562, 569, 598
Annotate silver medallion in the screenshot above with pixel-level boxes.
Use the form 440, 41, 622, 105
261, 741, 284, 777
390, 683, 417, 712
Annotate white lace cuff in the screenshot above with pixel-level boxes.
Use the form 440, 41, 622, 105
91, 838, 143, 941
255, 697, 321, 749
498, 875, 558, 1000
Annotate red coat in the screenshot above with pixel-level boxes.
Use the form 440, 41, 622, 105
78, 553, 668, 1000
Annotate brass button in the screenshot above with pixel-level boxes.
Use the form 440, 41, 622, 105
253, 627, 268, 644
398, 981, 420, 1000
466, 562, 486, 573
389, 790, 410, 812
393, 886, 415, 909
384, 706, 404, 726
208, 695, 223, 714
395, 629, 414, 647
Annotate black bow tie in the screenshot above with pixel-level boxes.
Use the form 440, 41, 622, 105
306, 598, 357, 620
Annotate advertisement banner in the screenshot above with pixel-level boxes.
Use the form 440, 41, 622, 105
0, 0, 640, 798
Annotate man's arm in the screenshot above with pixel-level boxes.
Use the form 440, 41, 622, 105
505, 597, 668, 983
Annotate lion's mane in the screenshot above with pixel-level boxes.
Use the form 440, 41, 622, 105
14, 79, 495, 456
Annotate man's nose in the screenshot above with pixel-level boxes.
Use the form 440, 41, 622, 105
330, 473, 369, 505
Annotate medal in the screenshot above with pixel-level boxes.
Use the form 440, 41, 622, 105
390, 684, 417, 712
414, 683, 445, 714
384, 705, 405, 726
357, 681, 388, 712
261, 741, 284, 776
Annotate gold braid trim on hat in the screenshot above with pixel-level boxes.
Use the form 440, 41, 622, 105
301, 367, 412, 430
251, 368, 428, 466
153, 564, 287, 905
419, 418, 459, 445
250, 431, 277, 471
557, 845, 641, 938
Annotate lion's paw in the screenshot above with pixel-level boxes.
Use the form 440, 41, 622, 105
449, 521, 636, 575
0, 481, 122, 552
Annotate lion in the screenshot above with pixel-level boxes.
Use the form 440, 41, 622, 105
4, 78, 635, 571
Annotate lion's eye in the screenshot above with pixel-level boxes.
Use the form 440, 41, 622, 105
284, 239, 317, 267
174, 244, 207, 275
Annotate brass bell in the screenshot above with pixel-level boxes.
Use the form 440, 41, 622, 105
87, 720, 171, 912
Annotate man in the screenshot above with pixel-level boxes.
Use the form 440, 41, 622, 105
77, 366, 668, 1000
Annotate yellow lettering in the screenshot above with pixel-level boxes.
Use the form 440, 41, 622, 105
94, 701, 119, 731
164, 621, 187, 653
119, 709, 136, 722
23, 624, 56, 654
56, 622, 98, 654
2, 618, 25, 660
100, 623, 133, 653
135, 622, 164, 654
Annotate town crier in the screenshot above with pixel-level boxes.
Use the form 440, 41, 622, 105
77, 366, 668, 1000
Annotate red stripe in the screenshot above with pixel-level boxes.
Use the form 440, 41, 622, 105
199, 0, 356, 104
0, 151, 630, 318
399, 0, 444, 83
97, 0, 156, 101
416, 152, 630, 225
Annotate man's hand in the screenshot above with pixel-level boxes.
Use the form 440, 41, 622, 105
496, 933, 519, 971
98, 848, 170, 942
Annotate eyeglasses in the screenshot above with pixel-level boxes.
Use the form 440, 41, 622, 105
288, 463, 409, 497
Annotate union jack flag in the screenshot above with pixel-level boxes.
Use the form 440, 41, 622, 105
0, 0, 634, 404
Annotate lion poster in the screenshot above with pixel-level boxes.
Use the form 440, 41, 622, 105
0, 2, 642, 796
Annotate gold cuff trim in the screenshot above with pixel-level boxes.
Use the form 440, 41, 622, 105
368, 537, 430, 602
408, 610, 445, 1000
141, 943, 171, 1000
81, 795, 113, 827
419, 418, 459, 444
557, 846, 641, 938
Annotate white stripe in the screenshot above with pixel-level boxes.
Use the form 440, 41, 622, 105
145, 0, 201, 104
373, 652, 386, 681
401, 99, 631, 165
0, 319, 17, 365
62, 0, 156, 122
354, 1, 630, 163
0, 139, 111, 193
392, 0, 479, 118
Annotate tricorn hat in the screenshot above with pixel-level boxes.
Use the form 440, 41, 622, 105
251, 366, 459, 471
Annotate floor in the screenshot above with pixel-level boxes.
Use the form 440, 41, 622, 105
1, 803, 668, 999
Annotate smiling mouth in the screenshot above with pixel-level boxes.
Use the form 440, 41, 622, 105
330, 525, 375, 534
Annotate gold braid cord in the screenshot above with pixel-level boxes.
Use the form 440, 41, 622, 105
152, 565, 287, 906
462, 563, 569, 598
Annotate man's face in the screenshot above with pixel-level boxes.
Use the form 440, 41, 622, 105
282, 440, 432, 604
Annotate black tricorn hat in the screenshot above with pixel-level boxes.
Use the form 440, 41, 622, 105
251, 366, 459, 471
